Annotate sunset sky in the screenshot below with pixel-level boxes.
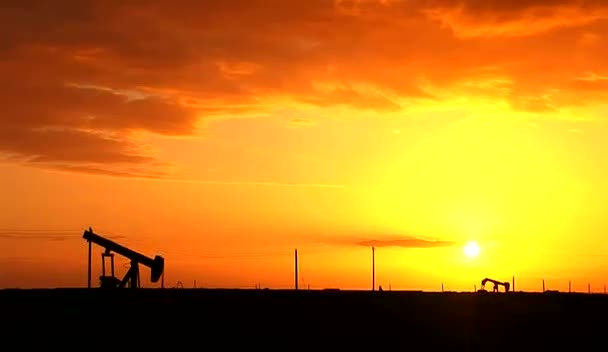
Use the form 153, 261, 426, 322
2, 0, 608, 292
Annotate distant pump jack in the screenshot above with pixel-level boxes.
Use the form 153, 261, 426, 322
478, 278, 510, 293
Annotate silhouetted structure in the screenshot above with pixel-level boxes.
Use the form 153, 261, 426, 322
83, 227, 164, 289
479, 278, 510, 292
294, 248, 298, 291
371, 246, 375, 291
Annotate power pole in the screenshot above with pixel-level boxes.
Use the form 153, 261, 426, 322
588, 283, 591, 294
372, 246, 375, 291
295, 249, 299, 291
87, 239, 92, 289
542, 279, 545, 293
512, 276, 515, 292
569, 280, 571, 293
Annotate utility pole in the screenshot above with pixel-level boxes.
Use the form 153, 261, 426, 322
569, 280, 571, 293
87, 239, 92, 289
588, 283, 591, 294
512, 276, 515, 292
542, 279, 545, 293
441, 283, 444, 292
372, 246, 375, 291
295, 249, 298, 291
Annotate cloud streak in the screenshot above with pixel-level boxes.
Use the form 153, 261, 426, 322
315, 233, 458, 249
0, 230, 126, 242
356, 237, 457, 248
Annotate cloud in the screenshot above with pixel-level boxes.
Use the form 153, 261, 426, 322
288, 118, 317, 128
356, 237, 457, 248
315, 233, 458, 248
0, 233, 77, 242
148, 178, 346, 189
0, 230, 127, 242
422, 0, 608, 38
2, 0, 608, 177
44, 164, 169, 179
298, 87, 405, 111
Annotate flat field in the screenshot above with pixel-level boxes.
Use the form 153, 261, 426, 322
1, 289, 607, 348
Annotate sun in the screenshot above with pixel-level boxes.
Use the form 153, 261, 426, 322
463, 241, 480, 258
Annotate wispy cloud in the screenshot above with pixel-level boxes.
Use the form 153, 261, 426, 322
39, 164, 346, 188
0, 230, 126, 241
315, 233, 458, 249
356, 237, 457, 248
44, 164, 169, 179
132, 177, 347, 189
288, 118, 317, 128
169, 179, 346, 188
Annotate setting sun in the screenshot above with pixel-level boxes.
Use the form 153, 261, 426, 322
463, 241, 481, 258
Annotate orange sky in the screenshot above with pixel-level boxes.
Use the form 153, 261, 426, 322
2, 0, 608, 292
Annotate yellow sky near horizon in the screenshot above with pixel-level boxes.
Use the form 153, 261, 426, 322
2, 0, 608, 292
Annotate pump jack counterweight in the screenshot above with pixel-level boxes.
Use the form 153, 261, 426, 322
83, 227, 165, 289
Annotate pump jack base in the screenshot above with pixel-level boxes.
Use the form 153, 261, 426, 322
99, 276, 121, 288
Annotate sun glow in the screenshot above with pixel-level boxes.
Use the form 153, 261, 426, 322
463, 241, 480, 258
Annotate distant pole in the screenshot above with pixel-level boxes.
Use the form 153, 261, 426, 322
161, 273, 164, 289
542, 279, 545, 292
568, 280, 571, 293
295, 249, 299, 291
441, 283, 444, 292
194, 280, 197, 288
512, 276, 515, 292
588, 283, 591, 294
372, 246, 375, 291
87, 239, 92, 289
604, 285, 606, 294
474, 284, 477, 292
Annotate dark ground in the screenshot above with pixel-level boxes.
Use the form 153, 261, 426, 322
2, 289, 607, 349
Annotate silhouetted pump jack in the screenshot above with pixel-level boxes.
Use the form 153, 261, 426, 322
479, 278, 510, 293
83, 227, 164, 289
